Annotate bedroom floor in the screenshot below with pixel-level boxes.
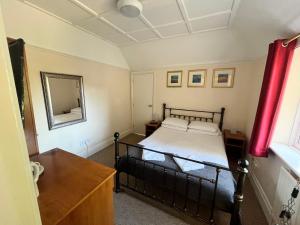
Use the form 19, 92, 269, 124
89, 134, 268, 225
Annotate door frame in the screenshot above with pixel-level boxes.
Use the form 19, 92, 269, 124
131, 71, 155, 136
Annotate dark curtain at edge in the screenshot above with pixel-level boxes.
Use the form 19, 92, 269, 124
249, 39, 297, 157
8, 39, 25, 124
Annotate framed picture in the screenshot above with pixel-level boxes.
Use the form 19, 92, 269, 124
187, 69, 206, 87
167, 71, 182, 87
212, 68, 235, 88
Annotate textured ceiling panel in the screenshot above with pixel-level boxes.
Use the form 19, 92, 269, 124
26, 0, 92, 23
110, 35, 136, 46
103, 10, 148, 32
74, 0, 116, 14
129, 29, 158, 41
190, 13, 230, 32
156, 22, 188, 37
142, 0, 183, 26
78, 17, 121, 37
183, 0, 233, 19
21, 0, 240, 45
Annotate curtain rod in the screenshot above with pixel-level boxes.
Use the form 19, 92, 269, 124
283, 33, 300, 47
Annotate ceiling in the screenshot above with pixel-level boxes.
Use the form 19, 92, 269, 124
19, 0, 239, 46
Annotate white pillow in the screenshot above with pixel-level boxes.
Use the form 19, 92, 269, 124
71, 107, 82, 114
188, 121, 220, 132
162, 117, 188, 129
187, 128, 221, 136
162, 124, 187, 132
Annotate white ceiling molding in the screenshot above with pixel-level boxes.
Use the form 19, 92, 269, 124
68, 0, 98, 16
189, 10, 231, 22
98, 16, 138, 42
138, 15, 163, 38
228, 0, 241, 28
18, 0, 238, 46
176, 0, 192, 33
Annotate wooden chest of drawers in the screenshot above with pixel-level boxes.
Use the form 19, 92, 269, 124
31, 149, 116, 225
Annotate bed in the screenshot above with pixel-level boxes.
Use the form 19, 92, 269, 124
114, 103, 248, 225
53, 107, 82, 124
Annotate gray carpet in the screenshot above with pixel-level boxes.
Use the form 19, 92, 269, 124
89, 134, 268, 225
114, 192, 189, 225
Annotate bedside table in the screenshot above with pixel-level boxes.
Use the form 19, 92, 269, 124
223, 129, 247, 158
145, 121, 161, 137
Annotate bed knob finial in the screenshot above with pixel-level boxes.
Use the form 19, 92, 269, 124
231, 159, 249, 225
238, 159, 249, 173
114, 132, 120, 140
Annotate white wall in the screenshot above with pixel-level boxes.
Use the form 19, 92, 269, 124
145, 60, 255, 133
26, 45, 132, 156
245, 58, 266, 138
0, 5, 41, 224
0, 0, 129, 69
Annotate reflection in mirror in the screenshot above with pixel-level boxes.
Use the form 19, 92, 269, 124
41, 72, 86, 130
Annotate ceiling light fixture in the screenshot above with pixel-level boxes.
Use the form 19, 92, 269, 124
117, 0, 143, 18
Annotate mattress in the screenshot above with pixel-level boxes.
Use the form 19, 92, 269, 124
53, 112, 82, 124
141, 127, 229, 171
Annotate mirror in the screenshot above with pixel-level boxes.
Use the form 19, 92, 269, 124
41, 72, 86, 130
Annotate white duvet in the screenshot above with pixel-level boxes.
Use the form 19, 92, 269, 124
53, 112, 82, 124
140, 127, 229, 172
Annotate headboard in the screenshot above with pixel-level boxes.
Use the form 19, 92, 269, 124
162, 103, 225, 130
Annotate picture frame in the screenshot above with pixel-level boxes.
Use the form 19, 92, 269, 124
212, 68, 235, 88
187, 69, 206, 87
167, 70, 182, 87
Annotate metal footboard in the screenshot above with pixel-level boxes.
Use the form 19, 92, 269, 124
114, 132, 248, 225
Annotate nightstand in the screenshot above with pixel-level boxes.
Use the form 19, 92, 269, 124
145, 121, 161, 137
223, 129, 247, 158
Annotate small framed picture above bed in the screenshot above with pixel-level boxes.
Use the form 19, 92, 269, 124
212, 68, 235, 88
187, 69, 206, 87
167, 70, 182, 87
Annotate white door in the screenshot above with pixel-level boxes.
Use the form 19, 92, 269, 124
132, 73, 154, 135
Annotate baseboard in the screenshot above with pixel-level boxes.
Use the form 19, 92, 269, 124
80, 128, 133, 158
248, 170, 273, 224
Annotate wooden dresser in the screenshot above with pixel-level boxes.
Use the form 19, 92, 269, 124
31, 149, 116, 225
223, 129, 247, 158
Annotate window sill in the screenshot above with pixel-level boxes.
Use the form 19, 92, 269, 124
270, 143, 300, 177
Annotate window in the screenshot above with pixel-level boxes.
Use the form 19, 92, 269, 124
290, 102, 300, 150
293, 122, 300, 149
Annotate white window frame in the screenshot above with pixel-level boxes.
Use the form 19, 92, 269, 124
289, 101, 300, 150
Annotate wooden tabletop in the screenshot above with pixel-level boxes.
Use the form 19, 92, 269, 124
145, 121, 161, 127
223, 129, 246, 141
31, 149, 115, 225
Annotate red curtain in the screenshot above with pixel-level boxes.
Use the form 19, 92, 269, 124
249, 39, 297, 157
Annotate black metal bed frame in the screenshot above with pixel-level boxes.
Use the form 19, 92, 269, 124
114, 103, 249, 225
162, 103, 225, 130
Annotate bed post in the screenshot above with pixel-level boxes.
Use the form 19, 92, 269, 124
163, 103, 166, 120
219, 107, 225, 130
114, 132, 121, 193
230, 159, 249, 225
